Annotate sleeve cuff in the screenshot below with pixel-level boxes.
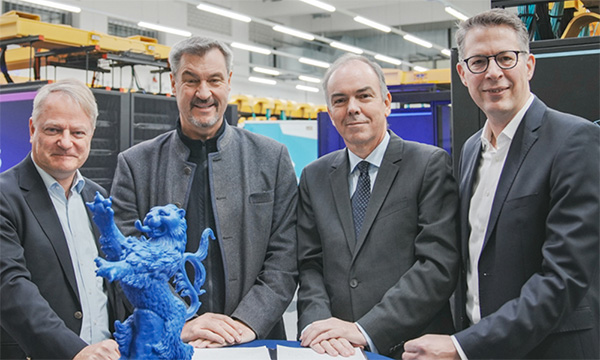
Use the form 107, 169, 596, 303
451, 335, 468, 360
355, 322, 377, 354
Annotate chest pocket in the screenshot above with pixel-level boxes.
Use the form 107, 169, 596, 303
249, 190, 274, 204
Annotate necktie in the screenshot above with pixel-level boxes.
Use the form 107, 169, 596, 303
352, 161, 371, 239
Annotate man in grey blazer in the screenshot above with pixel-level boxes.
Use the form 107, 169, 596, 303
0, 79, 124, 359
110, 36, 298, 348
297, 53, 460, 359
403, 9, 599, 360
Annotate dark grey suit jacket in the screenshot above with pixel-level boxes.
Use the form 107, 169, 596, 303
454, 97, 600, 359
0, 156, 125, 359
297, 131, 460, 358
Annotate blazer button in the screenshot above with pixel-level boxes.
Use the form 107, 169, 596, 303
184, 166, 192, 175
349, 279, 359, 288
174, 202, 183, 208
74, 311, 83, 320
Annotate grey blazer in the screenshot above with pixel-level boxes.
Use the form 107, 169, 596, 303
110, 122, 298, 339
454, 96, 599, 359
297, 131, 460, 358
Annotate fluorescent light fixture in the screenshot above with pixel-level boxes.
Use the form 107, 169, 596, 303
445, 6, 469, 21
231, 42, 272, 55
375, 54, 402, 66
299, 0, 335, 12
296, 84, 319, 93
403, 34, 433, 48
330, 41, 363, 54
249, 76, 277, 85
19, 0, 80, 13
253, 67, 280, 76
197, 3, 251, 23
441, 48, 452, 57
299, 57, 330, 69
138, 22, 191, 37
298, 75, 321, 83
413, 66, 429, 72
273, 25, 315, 41
353, 16, 391, 33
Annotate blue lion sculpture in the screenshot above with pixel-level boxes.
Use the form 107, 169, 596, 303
87, 192, 214, 360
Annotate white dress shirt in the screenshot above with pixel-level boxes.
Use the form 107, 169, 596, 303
33, 159, 111, 345
452, 94, 534, 359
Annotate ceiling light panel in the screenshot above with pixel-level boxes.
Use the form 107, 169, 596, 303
253, 67, 280, 76
298, 75, 321, 83
299, 57, 330, 69
445, 6, 469, 21
330, 42, 363, 54
231, 42, 272, 55
249, 76, 277, 85
403, 34, 433, 48
299, 0, 336, 12
19, 0, 80, 13
375, 54, 402, 66
272, 25, 315, 41
296, 84, 319, 93
138, 22, 191, 37
353, 16, 391, 33
197, 3, 251, 23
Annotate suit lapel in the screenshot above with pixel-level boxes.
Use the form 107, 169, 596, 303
20, 157, 80, 300
329, 150, 356, 252
352, 133, 402, 260
459, 134, 482, 267
483, 98, 544, 250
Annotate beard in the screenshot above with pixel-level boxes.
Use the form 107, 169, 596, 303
188, 97, 220, 128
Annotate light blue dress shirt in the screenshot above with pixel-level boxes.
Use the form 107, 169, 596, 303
33, 158, 111, 345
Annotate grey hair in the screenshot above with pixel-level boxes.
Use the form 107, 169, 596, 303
32, 78, 98, 128
455, 8, 530, 60
169, 36, 234, 77
322, 53, 389, 107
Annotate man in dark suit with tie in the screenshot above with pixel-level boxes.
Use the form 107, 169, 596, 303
297, 53, 460, 359
0, 79, 124, 359
403, 9, 599, 360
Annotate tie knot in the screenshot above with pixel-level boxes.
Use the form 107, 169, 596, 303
357, 161, 370, 175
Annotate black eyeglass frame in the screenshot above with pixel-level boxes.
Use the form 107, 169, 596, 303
462, 50, 529, 74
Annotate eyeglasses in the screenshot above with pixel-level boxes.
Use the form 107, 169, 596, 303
462, 50, 529, 74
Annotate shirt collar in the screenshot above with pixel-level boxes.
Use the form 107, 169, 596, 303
177, 117, 225, 155
31, 154, 85, 194
348, 131, 390, 173
480, 93, 534, 150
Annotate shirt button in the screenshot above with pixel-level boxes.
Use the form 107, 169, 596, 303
74, 311, 83, 319
349, 279, 359, 288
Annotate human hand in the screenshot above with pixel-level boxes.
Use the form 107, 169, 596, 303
72, 339, 120, 360
300, 317, 367, 356
402, 334, 460, 360
309, 337, 359, 357
182, 313, 256, 348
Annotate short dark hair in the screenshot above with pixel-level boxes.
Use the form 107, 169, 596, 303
169, 36, 234, 77
455, 9, 529, 60
322, 53, 389, 107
